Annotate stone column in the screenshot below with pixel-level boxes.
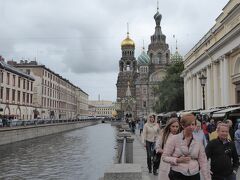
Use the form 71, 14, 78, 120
219, 58, 224, 105
213, 61, 220, 106
206, 64, 212, 108
222, 55, 230, 105
196, 73, 201, 109
192, 75, 197, 109
188, 76, 193, 109
184, 77, 188, 110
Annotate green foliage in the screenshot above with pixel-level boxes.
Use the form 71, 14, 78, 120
153, 61, 184, 113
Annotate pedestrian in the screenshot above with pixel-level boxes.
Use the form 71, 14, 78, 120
206, 123, 239, 180
155, 117, 180, 179
143, 114, 160, 174
138, 118, 144, 136
207, 119, 216, 134
209, 121, 231, 141
235, 123, 240, 156
193, 120, 207, 147
226, 119, 234, 141
202, 121, 209, 142
131, 120, 136, 134
162, 113, 211, 180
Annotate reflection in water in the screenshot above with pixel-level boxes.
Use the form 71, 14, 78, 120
0, 124, 117, 180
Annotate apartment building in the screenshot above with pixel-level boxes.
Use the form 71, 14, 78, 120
9, 60, 88, 119
0, 57, 35, 120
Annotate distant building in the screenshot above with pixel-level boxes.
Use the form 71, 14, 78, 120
76, 88, 89, 119
9, 60, 88, 119
88, 100, 116, 117
182, 0, 240, 110
0, 56, 35, 120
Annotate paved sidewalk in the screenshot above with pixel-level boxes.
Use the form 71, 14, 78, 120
132, 132, 240, 180
133, 133, 158, 180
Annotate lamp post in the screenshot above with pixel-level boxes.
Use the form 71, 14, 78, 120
199, 74, 207, 110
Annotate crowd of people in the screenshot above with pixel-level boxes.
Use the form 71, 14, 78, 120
140, 113, 240, 180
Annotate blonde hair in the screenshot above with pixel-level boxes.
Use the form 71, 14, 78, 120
217, 123, 229, 131
180, 113, 196, 127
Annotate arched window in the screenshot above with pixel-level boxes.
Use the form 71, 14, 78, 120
158, 53, 162, 64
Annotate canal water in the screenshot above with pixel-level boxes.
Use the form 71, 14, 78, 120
0, 123, 117, 180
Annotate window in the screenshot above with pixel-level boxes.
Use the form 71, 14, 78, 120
18, 77, 21, 88
23, 79, 26, 89
26, 93, 29, 103
143, 101, 146, 108
6, 88, 10, 100
7, 73, 10, 85
17, 91, 20, 102
31, 82, 33, 91
13, 75, 16, 86
0, 87, 3, 99
12, 89, 15, 101
22, 92, 25, 103
0, 71, 3, 83
30, 94, 33, 104
27, 80, 29, 90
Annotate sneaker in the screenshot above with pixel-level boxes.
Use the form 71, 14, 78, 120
148, 169, 152, 173
153, 172, 158, 176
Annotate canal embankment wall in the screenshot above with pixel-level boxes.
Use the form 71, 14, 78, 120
0, 121, 99, 146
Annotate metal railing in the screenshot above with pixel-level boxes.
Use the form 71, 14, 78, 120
0, 118, 99, 128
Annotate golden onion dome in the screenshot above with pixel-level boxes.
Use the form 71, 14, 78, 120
121, 33, 135, 47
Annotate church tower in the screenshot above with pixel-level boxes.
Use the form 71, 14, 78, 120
148, 4, 170, 72
116, 28, 137, 107
146, 3, 171, 114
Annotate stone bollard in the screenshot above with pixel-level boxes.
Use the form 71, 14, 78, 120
126, 136, 134, 163
103, 164, 142, 180
117, 137, 124, 163
117, 131, 134, 163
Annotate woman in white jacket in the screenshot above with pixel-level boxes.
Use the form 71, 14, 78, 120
155, 118, 180, 179
143, 114, 160, 174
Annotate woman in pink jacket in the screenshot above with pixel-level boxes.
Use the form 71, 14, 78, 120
162, 113, 211, 180
155, 117, 180, 180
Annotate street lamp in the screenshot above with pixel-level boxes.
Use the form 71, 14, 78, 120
199, 74, 207, 110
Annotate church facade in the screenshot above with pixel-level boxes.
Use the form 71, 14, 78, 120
116, 9, 182, 119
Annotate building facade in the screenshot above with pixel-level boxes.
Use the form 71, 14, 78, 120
0, 57, 35, 120
9, 60, 88, 119
88, 100, 116, 118
182, 0, 240, 110
116, 8, 177, 118
76, 88, 89, 119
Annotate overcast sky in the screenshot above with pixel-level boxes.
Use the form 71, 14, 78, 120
0, 0, 229, 101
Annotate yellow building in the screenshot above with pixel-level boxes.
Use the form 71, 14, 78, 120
182, 0, 240, 110
88, 100, 116, 118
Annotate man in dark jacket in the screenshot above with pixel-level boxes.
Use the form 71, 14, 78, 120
206, 123, 239, 180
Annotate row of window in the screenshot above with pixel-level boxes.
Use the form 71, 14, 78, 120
1, 71, 33, 91
41, 97, 77, 110
43, 70, 75, 90
0, 87, 33, 104
41, 86, 76, 103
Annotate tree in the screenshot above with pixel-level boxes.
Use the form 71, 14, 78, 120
153, 61, 184, 113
